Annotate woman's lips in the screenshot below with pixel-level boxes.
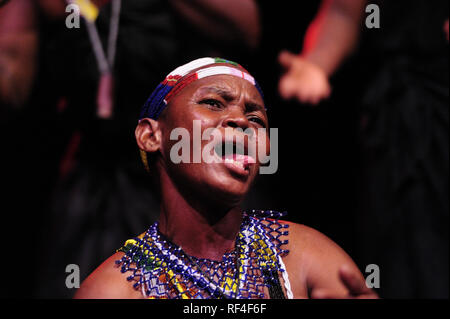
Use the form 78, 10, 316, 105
210, 138, 257, 177
221, 153, 256, 176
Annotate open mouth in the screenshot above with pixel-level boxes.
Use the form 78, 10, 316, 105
213, 140, 256, 174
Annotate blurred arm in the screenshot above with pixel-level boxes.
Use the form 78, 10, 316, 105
168, 0, 261, 49
278, 0, 366, 104
36, 0, 66, 18
0, 0, 38, 108
302, 0, 366, 76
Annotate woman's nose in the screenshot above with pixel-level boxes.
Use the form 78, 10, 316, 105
222, 108, 250, 130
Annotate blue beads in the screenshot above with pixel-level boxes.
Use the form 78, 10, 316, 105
197, 278, 207, 289
212, 289, 222, 298
175, 264, 184, 273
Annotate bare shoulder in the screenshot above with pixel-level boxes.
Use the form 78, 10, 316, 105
284, 222, 352, 260
73, 252, 143, 299
280, 221, 363, 295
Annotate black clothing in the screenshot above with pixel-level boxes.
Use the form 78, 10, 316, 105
356, 0, 449, 298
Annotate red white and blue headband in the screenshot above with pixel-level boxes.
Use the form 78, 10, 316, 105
139, 57, 265, 120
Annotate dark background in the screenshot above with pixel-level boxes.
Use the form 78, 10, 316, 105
0, 0, 447, 299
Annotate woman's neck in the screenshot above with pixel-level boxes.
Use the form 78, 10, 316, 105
157, 169, 243, 261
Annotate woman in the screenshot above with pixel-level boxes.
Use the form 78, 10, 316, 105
74, 57, 377, 299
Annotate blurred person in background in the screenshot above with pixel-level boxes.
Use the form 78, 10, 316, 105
276, 0, 448, 298
0, 0, 260, 298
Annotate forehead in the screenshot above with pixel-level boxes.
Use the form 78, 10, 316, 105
176, 74, 265, 105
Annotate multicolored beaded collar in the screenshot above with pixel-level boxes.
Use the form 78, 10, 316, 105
116, 210, 293, 299
139, 57, 264, 120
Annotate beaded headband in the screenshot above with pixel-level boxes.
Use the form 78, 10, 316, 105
139, 57, 264, 120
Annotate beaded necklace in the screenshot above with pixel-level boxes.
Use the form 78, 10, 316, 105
116, 210, 293, 299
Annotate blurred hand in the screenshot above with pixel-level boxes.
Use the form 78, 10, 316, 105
311, 265, 379, 299
278, 50, 331, 105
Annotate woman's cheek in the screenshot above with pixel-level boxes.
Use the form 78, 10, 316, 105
257, 130, 271, 162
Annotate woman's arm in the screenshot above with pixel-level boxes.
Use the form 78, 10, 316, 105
285, 223, 377, 299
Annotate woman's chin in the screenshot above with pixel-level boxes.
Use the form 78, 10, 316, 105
170, 163, 255, 206
202, 174, 252, 205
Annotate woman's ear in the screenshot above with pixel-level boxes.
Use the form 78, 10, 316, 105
135, 118, 162, 153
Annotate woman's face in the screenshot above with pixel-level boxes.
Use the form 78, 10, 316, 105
158, 72, 269, 206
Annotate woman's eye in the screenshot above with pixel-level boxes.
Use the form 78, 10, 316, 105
249, 117, 266, 127
199, 99, 223, 108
